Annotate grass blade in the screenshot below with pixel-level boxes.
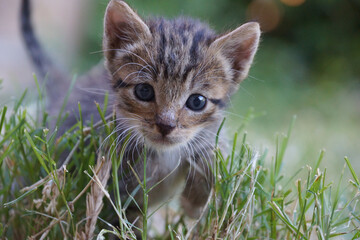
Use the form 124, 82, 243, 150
4, 187, 38, 207
24, 129, 49, 174
344, 157, 359, 186
0, 106, 7, 134
269, 201, 307, 239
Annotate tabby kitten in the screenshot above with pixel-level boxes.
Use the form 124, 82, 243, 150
102, 0, 260, 217
22, 0, 260, 221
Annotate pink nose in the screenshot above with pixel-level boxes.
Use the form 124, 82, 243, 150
156, 121, 176, 136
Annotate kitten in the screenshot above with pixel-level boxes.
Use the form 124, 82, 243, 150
21, 0, 260, 224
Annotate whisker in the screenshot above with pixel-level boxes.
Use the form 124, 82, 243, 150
218, 110, 246, 120
103, 48, 157, 75
112, 62, 151, 76
77, 88, 115, 96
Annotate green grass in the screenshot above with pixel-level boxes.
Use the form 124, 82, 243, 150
0, 80, 359, 239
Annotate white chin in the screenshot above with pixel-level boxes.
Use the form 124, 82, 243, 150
144, 137, 185, 151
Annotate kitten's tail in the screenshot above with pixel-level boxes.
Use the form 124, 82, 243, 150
20, 0, 69, 98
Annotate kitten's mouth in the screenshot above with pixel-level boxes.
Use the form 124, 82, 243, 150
140, 126, 192, 150
148, 135, 178, 145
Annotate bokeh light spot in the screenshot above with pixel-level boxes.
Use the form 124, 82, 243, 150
281, 0, 306, 7
246, 0, 282, 32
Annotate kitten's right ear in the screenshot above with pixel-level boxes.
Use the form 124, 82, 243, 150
103, 0, 151, 59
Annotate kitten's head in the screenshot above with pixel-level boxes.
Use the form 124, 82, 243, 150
103, 0, 260, 151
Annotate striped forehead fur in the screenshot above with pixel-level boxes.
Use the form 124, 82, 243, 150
109, 17, 236, 101
147, 17, 216, 80
112, 17, 222, 84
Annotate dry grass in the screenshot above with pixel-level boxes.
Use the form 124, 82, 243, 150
76, 156, 112, 239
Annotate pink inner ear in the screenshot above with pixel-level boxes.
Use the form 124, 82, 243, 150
233, 36, 258, 73
209, 22, 260, 82
107, 4, 129, 28
105, 5, 127, 38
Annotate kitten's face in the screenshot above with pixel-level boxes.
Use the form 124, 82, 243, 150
109, 40, 228, 149
103, 1, 260, 150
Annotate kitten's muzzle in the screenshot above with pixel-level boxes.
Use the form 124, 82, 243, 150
155, 110, 177, 137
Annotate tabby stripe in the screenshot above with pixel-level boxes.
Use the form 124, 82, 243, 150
210, 98, 226, 108
182, 63, 195, 82
113, 78, 131, 89
190, 29, 205, 62
158, 20, 166, 65
198, 109, 216, 124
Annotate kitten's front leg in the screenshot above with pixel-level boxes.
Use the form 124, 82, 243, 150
180, 154, 214, 219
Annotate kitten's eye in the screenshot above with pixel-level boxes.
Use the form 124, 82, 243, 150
186, 94, 207, 111
134, 83, 155, 101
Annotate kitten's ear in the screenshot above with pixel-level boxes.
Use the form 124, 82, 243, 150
103, 0, 151, 58
211, 22, 260, 83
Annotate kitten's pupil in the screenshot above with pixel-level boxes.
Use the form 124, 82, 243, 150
186, 94, 207, 111
135, 83, 155, 101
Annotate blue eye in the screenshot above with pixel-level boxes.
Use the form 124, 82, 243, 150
134, 83, 155, 101
186, 94, 207, 111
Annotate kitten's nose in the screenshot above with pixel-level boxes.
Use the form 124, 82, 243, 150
156, 121, 176, 136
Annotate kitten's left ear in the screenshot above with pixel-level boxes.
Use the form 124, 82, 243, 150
211, 22, 260, 83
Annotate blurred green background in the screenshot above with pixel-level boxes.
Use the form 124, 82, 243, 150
73, 0, 360, 178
